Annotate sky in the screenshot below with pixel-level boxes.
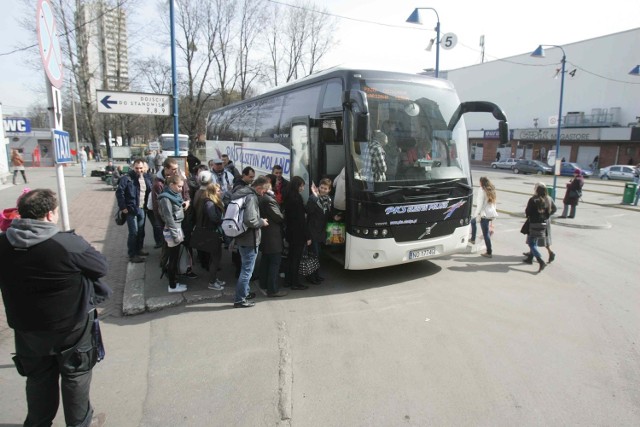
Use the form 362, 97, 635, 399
1, 0, 639, 117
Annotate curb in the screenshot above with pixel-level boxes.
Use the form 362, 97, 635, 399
122, 262, 145, 315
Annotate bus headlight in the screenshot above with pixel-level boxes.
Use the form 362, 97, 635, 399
381, 229, 388, 237
363, 229, 369, 235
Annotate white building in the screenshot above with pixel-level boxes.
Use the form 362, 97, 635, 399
445, 28, 640, 168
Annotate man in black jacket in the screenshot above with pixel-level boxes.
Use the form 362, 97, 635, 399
0, 188, 110, 427
116, 158, 152, 263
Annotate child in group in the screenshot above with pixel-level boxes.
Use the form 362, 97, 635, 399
305, 178, 334, 284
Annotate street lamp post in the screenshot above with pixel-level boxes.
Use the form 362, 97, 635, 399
406, 8, 440, 78
531, 44, 566, 201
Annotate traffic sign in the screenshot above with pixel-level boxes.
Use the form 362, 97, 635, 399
51, 86, 63, 129
441, 33, 458, 50
96, 90, 172, 116
36, 0, 64, 89
52, 129, 73, 163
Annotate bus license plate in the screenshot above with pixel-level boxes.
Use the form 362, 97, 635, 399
409, 247, 436, 260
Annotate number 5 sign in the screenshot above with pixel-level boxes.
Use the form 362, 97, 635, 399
441, 33, 458, 50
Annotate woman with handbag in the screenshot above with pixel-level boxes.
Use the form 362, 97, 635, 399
283, 176, 311, 290
559, 169, 584, 218
193, 182, 226, 291
157, 174, 188, 293
523, 182, 557, 264
469, 176, 497, 258
525, 184, 553, 272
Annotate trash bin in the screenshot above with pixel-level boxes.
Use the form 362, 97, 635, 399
546, 185, 555, 200
622, 182, 637, 204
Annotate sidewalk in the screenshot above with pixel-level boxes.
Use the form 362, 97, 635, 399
123, 173, 638, 315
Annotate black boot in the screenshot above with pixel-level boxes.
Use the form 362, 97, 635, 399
536, 256, 546, 272
523, 254, 533, 264
548, 251, 556, 263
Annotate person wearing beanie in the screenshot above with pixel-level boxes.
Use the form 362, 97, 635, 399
559, 169, 584, 218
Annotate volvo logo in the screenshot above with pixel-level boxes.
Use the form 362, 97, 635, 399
418, 222, 438, 239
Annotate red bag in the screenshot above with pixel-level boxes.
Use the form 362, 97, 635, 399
0, 208, 19, 232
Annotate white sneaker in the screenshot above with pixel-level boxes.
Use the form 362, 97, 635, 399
207, 281, 224, 291
168, 284, 187, 293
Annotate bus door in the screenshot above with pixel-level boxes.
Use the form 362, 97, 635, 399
318, 118, 344, 181
290, 117, 311, 202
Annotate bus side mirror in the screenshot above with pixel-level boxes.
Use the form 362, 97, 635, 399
499, 120, 509, 144
344, 90, 370, 142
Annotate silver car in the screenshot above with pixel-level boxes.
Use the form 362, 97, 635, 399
599, 165, 636, 181
491, 158, 518, 169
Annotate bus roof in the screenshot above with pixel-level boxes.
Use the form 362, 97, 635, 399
210, 67, 455, 115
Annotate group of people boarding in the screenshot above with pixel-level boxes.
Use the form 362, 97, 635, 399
116, 155, 343, 309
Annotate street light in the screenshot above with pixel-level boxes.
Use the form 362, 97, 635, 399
406, 8, 440, 78
531, 44, 566, 201
629, 65, 640, 76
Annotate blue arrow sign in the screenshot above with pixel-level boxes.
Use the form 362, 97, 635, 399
100, 95, 118, 109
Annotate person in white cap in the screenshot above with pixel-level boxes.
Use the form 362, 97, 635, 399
209, 158, 234, 200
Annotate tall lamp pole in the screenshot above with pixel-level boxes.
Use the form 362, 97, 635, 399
531, 44, 566, 201
406, 8, 440, 78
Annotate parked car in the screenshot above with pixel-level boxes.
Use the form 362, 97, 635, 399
599, 165, 636, 181
560, 162, 593, 177
513, 160, 553, 175
491, 158, 518, 169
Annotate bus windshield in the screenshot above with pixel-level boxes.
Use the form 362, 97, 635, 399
160, 134, 189, 156
353, 79, 469, 188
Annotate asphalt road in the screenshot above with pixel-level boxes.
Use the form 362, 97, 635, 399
0, 165, 638, 426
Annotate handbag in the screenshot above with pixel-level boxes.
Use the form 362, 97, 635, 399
569, 189, 582, 199
298, 247, 320, 276
520, 219, 530, 235
325, 222, 346, 245
484, 203, 498, 219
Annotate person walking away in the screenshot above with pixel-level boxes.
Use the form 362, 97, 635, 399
305, 178, 334, 283
158, 174, 189, 293
154, 149, 166, 174
146, 150, 156, 174
525, 185, 553, 272
271, 164, 289, 205
116, 158, 152, 263
559, 169, 584, 218
469, 176, 498, 258
231, 176, 270, 307
523, 182, 557, 264
11, 148, 27, 184
194, 182, 226, 291
284, 176, 311, 290
0, 189, 111, 427
258, 176, 288, 297
78, 148, 88, 177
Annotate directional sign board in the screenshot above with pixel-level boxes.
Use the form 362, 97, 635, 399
52, 129, 73, 163
96, 90, 172, 116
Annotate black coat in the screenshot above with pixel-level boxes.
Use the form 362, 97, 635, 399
306, 194, 330, 242
259, 192, 284, 254
562, 176, 584, 206
284, 191, 310, 244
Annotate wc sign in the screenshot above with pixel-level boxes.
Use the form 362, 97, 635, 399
3, 118, 32, 133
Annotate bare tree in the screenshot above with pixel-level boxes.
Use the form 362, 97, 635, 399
236, 0, 264, 99
264, 0, 337, 86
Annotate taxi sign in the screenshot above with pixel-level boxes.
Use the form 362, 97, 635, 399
52, 129, 73, 163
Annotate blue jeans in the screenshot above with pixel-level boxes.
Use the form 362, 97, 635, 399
470, 217, 492, 254
235, 246, 258, 303
126, 207, 146, 258
527, 235, 542, 259
80, 160, 87, 177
